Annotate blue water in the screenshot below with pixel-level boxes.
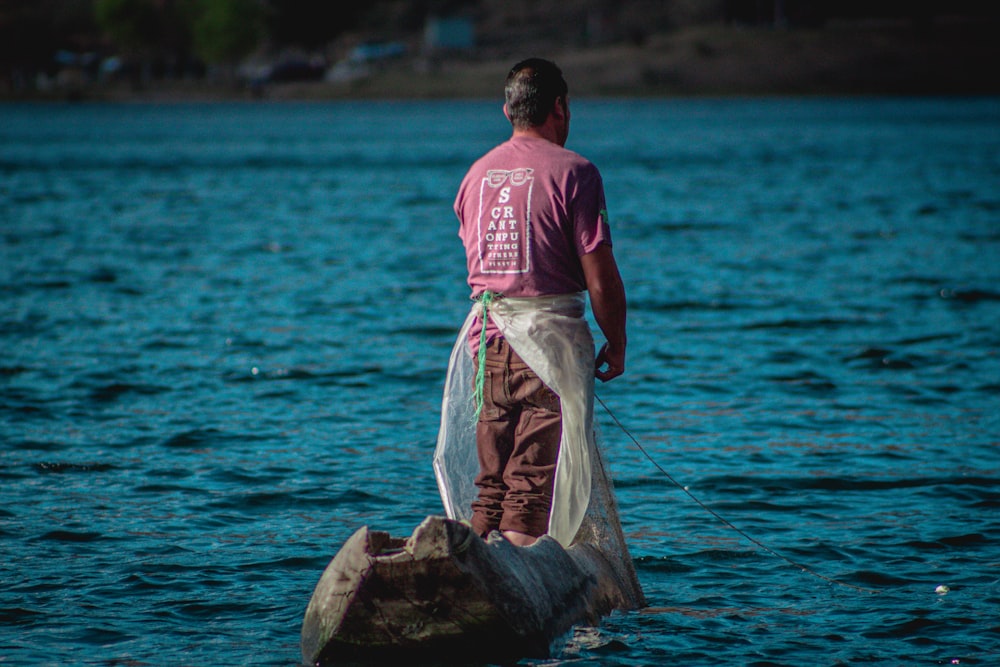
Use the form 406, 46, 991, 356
2, 97, 999, 666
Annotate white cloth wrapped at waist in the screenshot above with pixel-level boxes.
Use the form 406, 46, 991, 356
433, 292, 596, 547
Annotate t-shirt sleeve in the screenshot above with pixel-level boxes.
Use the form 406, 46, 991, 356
571, 162, 612, 256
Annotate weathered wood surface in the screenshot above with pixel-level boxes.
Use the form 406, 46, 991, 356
301, 515, 644, 665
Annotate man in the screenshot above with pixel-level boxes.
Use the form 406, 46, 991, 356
434, 58, 626, 548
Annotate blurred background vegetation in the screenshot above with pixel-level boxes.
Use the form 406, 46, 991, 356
1, 0, 997, 99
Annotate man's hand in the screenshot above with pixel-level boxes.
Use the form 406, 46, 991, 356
595, 342, 625, 382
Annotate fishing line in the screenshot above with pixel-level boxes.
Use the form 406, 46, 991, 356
594, 393, 880, 595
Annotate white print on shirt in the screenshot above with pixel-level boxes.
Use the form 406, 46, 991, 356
477, 168, 533, 274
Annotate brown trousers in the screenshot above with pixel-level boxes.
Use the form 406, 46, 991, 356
470, 337, 563, 538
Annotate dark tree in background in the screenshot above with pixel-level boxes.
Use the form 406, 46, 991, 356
262, 0, 478, 52
264, 0, 364, 52
93, 0, 203, 80
93, 0, 160, 56
0, 0, 99, 80
189, 0, 264, 67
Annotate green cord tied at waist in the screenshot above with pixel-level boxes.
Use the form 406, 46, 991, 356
473, 290, 497, 421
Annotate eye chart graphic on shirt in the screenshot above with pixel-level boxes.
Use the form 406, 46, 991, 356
477, 168, 533, 274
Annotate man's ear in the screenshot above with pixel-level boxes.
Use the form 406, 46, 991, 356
502, 103, 510, 121
553, 96, 567, 120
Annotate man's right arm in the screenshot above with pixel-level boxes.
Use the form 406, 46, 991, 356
581, 244, 626, 382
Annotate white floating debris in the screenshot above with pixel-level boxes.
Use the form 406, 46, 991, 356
935, 585, 950, 595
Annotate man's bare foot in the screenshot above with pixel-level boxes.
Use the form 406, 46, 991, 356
502, 530, 538, 546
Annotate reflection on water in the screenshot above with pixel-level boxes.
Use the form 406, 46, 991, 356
2, 97, 999, 665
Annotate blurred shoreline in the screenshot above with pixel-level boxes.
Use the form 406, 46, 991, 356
4, 21, 998, 103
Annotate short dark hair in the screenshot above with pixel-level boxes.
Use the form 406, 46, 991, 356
504, 58, 568, 129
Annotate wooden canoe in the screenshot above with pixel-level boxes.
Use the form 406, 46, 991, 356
301, 515, 645, 665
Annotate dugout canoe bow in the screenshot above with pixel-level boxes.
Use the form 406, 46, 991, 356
301, 515, 645, 664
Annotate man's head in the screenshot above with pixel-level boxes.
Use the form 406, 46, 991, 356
504, 58, 569, 135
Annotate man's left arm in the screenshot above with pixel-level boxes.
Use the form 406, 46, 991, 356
581, 244, 627, 382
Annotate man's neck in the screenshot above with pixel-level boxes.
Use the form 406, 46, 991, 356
512, 125, 562, 146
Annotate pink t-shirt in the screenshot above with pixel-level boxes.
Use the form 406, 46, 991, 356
455, 135, 612, 347
457, 134, 610, 288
